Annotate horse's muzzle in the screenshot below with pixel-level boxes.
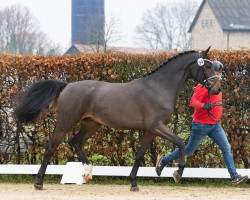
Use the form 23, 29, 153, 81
203, 75, 220, 94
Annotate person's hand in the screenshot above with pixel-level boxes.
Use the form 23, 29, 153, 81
203, 103, 215, 110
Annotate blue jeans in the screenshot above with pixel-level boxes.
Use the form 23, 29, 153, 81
161, 121, 238, 177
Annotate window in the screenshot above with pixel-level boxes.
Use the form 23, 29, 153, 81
202, 20, 206, 27
201, 19, 213, 27
210, 19, 213, 26
206, 19, 209, 26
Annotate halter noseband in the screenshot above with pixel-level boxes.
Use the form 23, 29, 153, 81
196, 51, 219, 90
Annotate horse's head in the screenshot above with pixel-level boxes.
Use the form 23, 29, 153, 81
189, 46, 221, 95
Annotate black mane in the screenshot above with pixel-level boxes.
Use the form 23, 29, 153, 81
142, 50, 196, 78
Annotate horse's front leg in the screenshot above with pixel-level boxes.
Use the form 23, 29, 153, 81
152, 122, 185, 182
129, 131, 155, 192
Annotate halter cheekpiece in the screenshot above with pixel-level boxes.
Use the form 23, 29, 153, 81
197, 51, 219, 90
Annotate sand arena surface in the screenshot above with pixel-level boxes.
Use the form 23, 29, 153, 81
0, 183, 249, 200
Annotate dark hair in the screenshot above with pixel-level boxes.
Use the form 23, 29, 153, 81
212, 61, 224, 72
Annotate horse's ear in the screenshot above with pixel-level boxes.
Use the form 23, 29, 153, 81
204, 46, 211, 55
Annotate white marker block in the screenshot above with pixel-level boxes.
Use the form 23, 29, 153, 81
61, 162, 86, 184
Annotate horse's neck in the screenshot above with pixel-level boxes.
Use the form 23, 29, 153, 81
145, 54, 195, 99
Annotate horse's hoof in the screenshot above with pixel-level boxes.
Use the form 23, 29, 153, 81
83, 174, 92, 184
130, 186, 139, 192
173, 170, 182, 183
34, 184, 43, 190
83, 164, 93, 184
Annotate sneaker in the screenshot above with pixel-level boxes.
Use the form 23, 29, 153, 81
232, 174, 248, 186
155, 155, 163, 176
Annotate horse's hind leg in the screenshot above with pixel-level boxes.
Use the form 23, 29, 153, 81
129, 131, 155, 192
34, 127, 68, 190
69, 119, 101, 183
35, 112, 84, 190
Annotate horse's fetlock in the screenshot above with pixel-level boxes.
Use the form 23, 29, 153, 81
129, 174, 135, 181
37, 173, 44, 179
178, 164, 185, 169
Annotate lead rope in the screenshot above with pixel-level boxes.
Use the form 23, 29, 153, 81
207, 91, 230, 121
207, 92, 217, 121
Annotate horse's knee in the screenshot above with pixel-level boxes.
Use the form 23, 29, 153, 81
177, 139, 185, 150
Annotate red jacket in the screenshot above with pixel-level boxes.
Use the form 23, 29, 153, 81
190, 84, 222, 124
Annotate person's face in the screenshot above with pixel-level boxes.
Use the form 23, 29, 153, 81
215, 71, 222, 80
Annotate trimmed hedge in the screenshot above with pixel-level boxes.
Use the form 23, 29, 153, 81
0, 50, 249, 169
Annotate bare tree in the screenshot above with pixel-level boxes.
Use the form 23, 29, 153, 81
103, 14, 121, 52
79, 14, 121, 53
136, 0, 198, 50
0, 5, 60, 55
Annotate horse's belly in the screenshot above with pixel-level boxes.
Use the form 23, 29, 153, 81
95, 117, 144, 130
89, 108, 145, 130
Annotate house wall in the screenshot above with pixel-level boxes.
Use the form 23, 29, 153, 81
191, 2, 224, 50
225, 32, 250, 50
191, 1, 250, 50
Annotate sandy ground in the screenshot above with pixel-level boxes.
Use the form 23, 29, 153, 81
0, 183, 249, 200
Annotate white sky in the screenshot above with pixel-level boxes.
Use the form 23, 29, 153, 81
0, 0, 202, 53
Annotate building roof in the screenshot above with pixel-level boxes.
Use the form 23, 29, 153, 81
189, 0, 250, 32
65, 44, 164, 55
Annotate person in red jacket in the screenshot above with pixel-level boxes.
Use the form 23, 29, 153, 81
155, 61, 248, 186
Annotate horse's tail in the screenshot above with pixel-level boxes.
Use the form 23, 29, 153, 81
15, 80, 68, 123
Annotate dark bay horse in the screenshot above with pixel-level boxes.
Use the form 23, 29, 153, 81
15, 47, 220, 191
